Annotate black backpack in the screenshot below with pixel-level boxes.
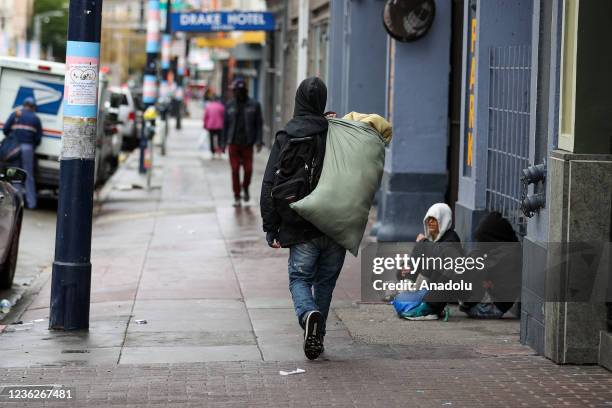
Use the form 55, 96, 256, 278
271, 131, 325, 224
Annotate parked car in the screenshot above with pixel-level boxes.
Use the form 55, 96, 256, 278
107, 86, 138, 151
95, 81, 121, 186
0, 57, 119, 193
0, 167, 26, 289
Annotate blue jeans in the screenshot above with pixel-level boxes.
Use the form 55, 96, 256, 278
19, 143, 36, 209
288, 236, 346, 335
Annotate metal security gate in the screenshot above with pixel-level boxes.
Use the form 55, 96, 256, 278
486, 45, 532, 236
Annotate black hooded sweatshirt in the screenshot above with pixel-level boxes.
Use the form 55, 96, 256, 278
260, 77, 329, 247
467, 212, 521, 312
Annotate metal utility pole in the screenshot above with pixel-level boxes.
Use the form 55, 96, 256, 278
140, 0, 161, 174
49, 0, 103, 331
174, 33, 186, 130
297, 0, 309, 84
160, 0, 172, 102
159, 0, 172, 155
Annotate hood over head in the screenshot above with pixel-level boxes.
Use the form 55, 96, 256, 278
293, 77, 327, 117
423, 203, 453, 242
474, 212, 518, 242
233, 79, 248, 102
284, 77, 328, 138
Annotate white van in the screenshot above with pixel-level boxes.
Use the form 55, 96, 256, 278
0, 57, 119, 191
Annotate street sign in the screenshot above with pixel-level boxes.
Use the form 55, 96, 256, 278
171, 11, 275, 32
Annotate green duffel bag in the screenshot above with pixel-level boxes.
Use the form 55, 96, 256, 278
290, 118, 388, 256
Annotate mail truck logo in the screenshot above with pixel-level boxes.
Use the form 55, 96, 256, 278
13, 80, 64, 115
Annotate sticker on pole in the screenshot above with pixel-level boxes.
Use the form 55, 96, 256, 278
66, 57, 99, 106
61, 116, 97, 159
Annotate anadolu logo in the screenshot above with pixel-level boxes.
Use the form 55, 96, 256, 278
13, 80, 64, 115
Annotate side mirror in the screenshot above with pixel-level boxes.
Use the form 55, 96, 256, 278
4, 167, 27, 184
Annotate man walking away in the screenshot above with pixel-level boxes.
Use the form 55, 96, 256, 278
223, 79, 263, 207
260, 77, 346, 360
2, 97, 42, 209
203, 95, 225, 158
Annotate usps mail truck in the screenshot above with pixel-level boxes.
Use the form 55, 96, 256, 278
0, 57, 118, 192
0, 57, 64, 189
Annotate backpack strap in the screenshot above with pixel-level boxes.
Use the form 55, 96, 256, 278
275, 130, 288, 147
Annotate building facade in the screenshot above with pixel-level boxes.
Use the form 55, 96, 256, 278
0, 0, 34, 57
101, 0, 147, 85
262, 0, 331, 146
454, 0, 611, 368
263, 0, 611, 370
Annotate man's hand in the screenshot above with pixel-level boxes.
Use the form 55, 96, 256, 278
256, 144, 263, 153
416, 233, 427, 242
266, 232, 281, 249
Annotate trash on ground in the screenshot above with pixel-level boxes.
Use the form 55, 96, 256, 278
0, 299, 11, 314
32, 318, 46, 323
11, 320, 23, 325
135, 319, 148, 325
279, 368, 305, 376
115, 184, 144, 191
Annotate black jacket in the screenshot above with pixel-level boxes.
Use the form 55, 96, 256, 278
413, 229, 464, 308
467, 212, 522, 307
223, 98, 263, 147
260, 77, 328, 247
413, 229, 464, 282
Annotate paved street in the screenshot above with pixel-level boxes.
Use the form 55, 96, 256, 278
0, 108, 610, 407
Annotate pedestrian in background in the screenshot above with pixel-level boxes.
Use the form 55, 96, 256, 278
260, 77, 343, 360
2, 97, 42, 209
203, 95, 225, 159
223, 79, 263, 207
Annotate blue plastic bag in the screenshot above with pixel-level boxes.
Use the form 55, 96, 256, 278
392, 289, 428, 315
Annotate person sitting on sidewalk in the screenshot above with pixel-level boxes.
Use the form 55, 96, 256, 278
260, 77, 343, 360
460, 211, 521, 319
401, 203, 464, 320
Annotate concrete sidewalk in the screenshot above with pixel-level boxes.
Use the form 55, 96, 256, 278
0, 109, 610, 407
0, 113, 363, 366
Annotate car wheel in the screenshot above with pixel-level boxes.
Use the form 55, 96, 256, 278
0, 212, 22, 289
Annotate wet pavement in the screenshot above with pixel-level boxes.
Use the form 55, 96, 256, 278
0, 201, 56, 324
0, 106, 610, 406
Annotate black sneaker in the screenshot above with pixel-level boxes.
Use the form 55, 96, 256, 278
242, 187, 250, 203
303, 311, 324, 360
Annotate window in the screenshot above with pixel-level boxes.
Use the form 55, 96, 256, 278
110, 92, 129, 108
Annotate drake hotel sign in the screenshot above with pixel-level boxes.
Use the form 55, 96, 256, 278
170, 11, 275, 32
